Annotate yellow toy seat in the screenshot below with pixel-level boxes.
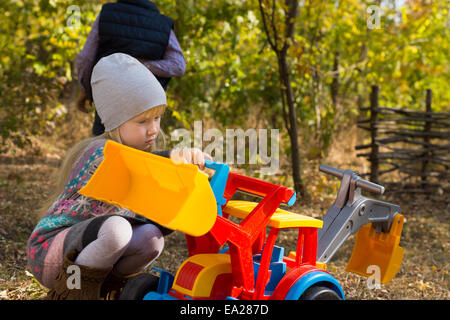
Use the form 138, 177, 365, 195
345, 214, 404, 284
223, 200, 323, 229
79, 141, 217, 236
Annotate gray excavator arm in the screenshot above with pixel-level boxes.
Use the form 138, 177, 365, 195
316, 165, 401, 264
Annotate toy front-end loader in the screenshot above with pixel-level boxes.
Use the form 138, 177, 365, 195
80, 141, 404, 300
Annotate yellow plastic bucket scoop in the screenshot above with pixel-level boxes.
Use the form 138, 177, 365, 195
79, 141, 217, 236
345, 214, 404, 284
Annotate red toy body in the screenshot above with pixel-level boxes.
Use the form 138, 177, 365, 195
83, 142, 402, 300
168, 171, 342, 300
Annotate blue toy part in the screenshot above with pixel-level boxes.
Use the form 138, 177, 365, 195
151, 267, 175, 295
253, 245, 287, 294
204, 159, 230, 216
142, 291, 178, 300
143, 267, 177, 300
204, 159, 296, 213
287, 192, 296, 206
218, 246, 229, 253
284, 270, 345, 300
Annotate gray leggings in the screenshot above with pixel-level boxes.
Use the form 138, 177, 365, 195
74, 215, 164, 276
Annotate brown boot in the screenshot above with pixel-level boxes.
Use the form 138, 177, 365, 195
46, 250, 112, 300
100, 271, 141, 300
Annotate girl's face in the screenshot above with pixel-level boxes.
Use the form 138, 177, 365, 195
119, 106, 164, 151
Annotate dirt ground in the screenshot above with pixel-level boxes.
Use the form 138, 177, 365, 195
0, 114, 448, 300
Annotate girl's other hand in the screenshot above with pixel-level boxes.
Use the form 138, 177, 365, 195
170, 147, 213, 170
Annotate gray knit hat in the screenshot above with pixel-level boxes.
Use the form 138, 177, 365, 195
91, 53, 166, 132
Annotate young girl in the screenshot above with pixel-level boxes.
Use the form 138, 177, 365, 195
27, 53, 210, 300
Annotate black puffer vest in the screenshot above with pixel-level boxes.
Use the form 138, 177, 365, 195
96, 0, 173, 89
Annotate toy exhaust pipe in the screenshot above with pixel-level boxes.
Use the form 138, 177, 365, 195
319, 165, 385, 195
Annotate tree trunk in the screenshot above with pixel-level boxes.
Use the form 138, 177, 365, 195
278, 53, 305, 197
330, 52, 339, 111
257, 0, 304, 198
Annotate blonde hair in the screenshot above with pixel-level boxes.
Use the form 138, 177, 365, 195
38, 105, 166, 217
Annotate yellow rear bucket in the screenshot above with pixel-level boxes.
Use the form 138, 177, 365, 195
79, 141, 217, 237
345, 214, 404, 284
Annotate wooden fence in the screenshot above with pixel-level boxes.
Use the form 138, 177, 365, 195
355, 85, 450, 194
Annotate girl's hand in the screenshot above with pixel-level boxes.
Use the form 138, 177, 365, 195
170, 147, 213, 170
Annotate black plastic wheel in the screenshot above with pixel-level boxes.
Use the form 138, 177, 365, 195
300, 285, 342, 300
119, 273, 160, 300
